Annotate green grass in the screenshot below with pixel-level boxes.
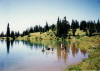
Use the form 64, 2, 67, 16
65, 36, 100, 70
16, 30, 57, 41
66, 50, 100, 70
68, 29, 86, 36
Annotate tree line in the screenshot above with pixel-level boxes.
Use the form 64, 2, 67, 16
0, 16, 100, 39
56, 16, 100, 38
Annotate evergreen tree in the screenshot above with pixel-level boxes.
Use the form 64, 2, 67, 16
11, 31, 15, 40
6, 23, 10, 37
34, 25, 39, 32
75, 20, 79, 29
0, 32, 5, 37
50, 24, 56, 31
29, 27, 34, 33
38, 25, 43, 33
96, 19, 100, 33
56, 16, 70, 38
93, 20, 97, 33
80, 20, 87, 31
56, 17, 60, 37
61, 16, 70, 38
56, 17, 62, 37
15, 31, 20, 37
44, 22, 49, 32
71, 20, 77, 36
87, 21, 95, 36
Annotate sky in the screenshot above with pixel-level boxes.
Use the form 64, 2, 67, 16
0, 0, 100, 33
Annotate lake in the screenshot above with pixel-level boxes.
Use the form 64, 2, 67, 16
0, 39, 88, 71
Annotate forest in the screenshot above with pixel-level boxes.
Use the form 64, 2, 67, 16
0, 16, 100, 40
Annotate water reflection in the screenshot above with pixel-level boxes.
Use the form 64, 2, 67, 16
6, 39, 10, 54
42, 47, 45, 54
81, 49, 87, 56
57, 44, 87, 63
11, 40, 14, 46
0, 40, 88, 71
4, 40, 88, 61
1, 39, 87, 59
72, 43, 79, 57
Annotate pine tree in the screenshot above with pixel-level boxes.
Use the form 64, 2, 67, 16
80, 20, 87, 31
97, 19, 100, 33
11, 31, 15, 40
75, 20, 79, 29
50, 24, 55, 31
88, 21, 95, 36
39, 25, 43, 33
6, 23, 10, 37
29, 27, 34, 33
34, 25, 39, 32
71, 20, 76, 36
0, 32, 5, 37
56, 17, 62, 37
44, 21, 49, 32
61, 16, 70, 38
56, 16, 70, 38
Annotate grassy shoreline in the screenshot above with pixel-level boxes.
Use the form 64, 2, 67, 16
65, 36, 100, 70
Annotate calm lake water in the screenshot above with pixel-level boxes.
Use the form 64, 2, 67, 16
0, 39, 88, 71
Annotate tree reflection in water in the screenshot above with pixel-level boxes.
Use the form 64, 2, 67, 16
5, 39, 87, 63
6, 38, 15, 54
0, 39, 88, 71
56, 42, 88, 63
6, 38, 10, 54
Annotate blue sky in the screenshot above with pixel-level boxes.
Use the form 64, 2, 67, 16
0, 0, 100, 33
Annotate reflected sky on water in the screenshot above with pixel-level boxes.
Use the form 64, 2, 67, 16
0, 40, 88, 71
